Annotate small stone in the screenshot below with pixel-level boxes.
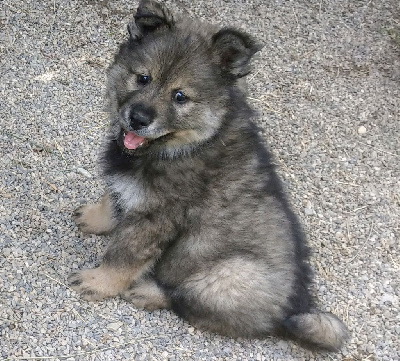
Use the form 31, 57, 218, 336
34, 71, 58, 82
76, 167, 92, 178
335, 231, 344, 239
277, 340, 289, 351
380, 293, 397, 305
366, 344, 375, 353
304, 201, 314, 216
358, 125, 367, 134
304, 208, 314, 216
106, 322, 123, 331
161, 351, 169, 358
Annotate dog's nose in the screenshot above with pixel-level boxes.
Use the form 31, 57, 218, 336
129, 104, 156, 130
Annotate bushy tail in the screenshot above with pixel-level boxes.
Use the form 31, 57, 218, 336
282, 312, 348, 351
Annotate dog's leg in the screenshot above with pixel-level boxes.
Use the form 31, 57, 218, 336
73, 192, 118, 234
68, 263, 148, 301
121, 277, 171, 310
69, 211, 177, 301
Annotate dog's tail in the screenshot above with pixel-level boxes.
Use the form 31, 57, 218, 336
282, 312, 348, 351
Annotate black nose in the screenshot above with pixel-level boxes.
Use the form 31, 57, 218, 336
129, 104, 156, 130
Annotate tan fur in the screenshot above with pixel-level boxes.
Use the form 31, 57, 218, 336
74, 193, 116, 234
121, 279, 171, 310
69, 261, 152, 301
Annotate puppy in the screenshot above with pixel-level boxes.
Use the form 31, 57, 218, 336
69, 0, 348, 351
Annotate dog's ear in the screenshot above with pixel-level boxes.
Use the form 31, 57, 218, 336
212, 28, 262, 78
128, 0, 174, 40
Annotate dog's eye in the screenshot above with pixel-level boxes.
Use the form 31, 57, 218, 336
137, 74, 150, 85
173, 90, 188, 104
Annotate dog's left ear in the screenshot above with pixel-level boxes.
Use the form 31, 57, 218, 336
128, 0, 174, 40
212, 28, 262, 78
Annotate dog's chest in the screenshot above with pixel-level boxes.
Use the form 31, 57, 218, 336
107, 174, 145, 211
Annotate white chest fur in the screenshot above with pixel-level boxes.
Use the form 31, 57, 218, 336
107, 174, 145, 211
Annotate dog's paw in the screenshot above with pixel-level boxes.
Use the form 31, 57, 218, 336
73, 203, 114, 234
120, 287, 148, 309
68, 268, 113, 301
68, 269, 106, 301
120, 281, 170, 310
68, 266, 133, 301
73, 204, 93, 233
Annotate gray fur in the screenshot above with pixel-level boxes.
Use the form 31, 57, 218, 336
69, 0, 348, 351
283, 313, 349, 351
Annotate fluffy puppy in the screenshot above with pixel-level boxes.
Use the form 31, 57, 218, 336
69, 0, 348, 351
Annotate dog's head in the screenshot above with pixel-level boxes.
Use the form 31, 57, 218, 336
107, 0, 261, 158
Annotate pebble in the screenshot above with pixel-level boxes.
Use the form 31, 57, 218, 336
380, 293, 397, 305
106, 322, 123, 331
304, 201, 314, 216
76, 167, 92, 178
358, 125, 367, 135
304, 207, 314, 216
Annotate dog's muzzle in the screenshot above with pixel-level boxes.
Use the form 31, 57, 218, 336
129, 104, 156, 131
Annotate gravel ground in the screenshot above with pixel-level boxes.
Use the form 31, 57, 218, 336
1, 0, 399, 360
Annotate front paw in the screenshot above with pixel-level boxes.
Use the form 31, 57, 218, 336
73, 199, 116, 235
73, 204, 94, 234
68, 265, 132, 301
68, 269, 108, 301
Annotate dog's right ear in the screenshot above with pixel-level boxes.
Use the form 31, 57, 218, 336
127, 0, 174, 40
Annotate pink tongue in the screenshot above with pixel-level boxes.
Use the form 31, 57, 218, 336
123, 131, 146, 150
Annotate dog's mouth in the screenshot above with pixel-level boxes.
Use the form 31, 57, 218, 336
122, 131, 148, 150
